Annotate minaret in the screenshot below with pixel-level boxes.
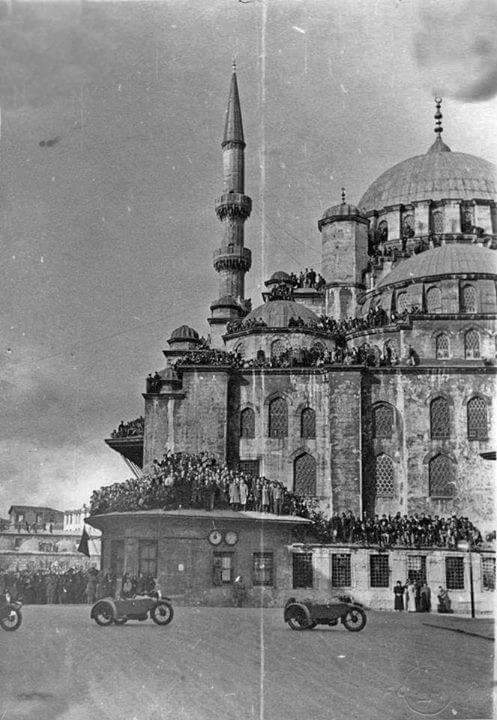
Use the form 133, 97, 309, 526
208, 64, 252, 346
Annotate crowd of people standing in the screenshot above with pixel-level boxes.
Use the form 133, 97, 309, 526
0, 567, 112, 604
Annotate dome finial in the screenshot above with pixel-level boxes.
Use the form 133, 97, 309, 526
341, 187, 346, 204
232, 56, 237, 73
434, 96, 443, 136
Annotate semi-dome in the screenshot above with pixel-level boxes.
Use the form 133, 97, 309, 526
377, 244, 497, 289
169, 325, 199, 341
359, 143, 496, 213
243, 299, 319, 328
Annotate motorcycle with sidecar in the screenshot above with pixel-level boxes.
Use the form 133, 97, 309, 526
284, 596, 367, 632
90, 589, 173, 627
0, 591, 23, 631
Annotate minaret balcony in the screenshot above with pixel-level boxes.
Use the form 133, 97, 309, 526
215, 193, 252, 220
213, 246, 252, 272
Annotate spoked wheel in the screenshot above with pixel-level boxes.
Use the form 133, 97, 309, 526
150, 602, 174, 626
287, 609, 310, 631
0, 608, 22, 631
93, 602, 114, 627
342, 607, 367, 632
114, 617, 128, 626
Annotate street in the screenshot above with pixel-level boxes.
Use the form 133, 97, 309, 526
0, 605, 493, 720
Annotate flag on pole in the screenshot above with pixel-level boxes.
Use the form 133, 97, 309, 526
77, 527, 90, 557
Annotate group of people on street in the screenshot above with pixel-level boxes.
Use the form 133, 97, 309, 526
0, 566, 114, 604
394, 580, 453, 614
89, 450, 313, 518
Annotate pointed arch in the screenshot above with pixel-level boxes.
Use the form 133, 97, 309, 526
461, 284, 477, 314
293, 453, 317, 496
435, 332, 450, 359
430, 396, 450, 439
240, 407, 255, 439
268, 397, 288, 438
426, 286, 442, 313
372, 403, 394, 439
467, 396, 488, 440
300, 407, 316, 439
464, 329, 480, 358
429, 454, 455, 498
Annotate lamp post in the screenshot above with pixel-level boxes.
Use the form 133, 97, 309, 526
457, 540, 475, 618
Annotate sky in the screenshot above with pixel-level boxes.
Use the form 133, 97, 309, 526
0, 0, 496, 514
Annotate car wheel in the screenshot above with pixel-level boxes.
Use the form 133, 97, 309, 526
0, 608, 22, 631
342, 607, 366, 632
287, 609, 310, 631
150, 602, 174, 626
93, 601, 114, 627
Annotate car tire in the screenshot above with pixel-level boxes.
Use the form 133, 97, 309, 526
150, 601, 174, 626
342, 607, 367, 632
0, 608, 22, 631
93, 601, 114, 627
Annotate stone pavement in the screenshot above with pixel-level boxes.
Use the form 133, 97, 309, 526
0, 605, 493, 720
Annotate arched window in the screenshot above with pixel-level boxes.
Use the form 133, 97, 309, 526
271, 339, 285, 359
401, 213, 414, 238
372, 403, 394, 439
430, 397, 450, 439
256, 350, 266, 363
432, 210, 443, 234
301, 408, 316, 438
435, 333, 449, 359
461, 285, 477, 314
377, 220, 388, 242
293, 453, 317, 495
375, 454, 394, 497
464, 330, 480, 359
396, 292, 409, 313
467, 397, 488, 440
429, 455, 455, 498
235, 342, 245, 357
240, 408, 255, 439
426, 286, 442, 313
339, 288, 352, 319
462, 209, 473, 234
268, 397, 288, 438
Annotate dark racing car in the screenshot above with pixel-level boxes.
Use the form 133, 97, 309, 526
284, 596, 367, 632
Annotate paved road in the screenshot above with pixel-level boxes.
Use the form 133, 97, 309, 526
0, 606, 493, 720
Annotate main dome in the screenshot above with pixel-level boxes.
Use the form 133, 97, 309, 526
359, 144, 496, 213
243, 299, 319, 328
377, 243, 497, 289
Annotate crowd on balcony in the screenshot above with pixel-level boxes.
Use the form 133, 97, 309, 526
287, 268, 326, 290
308, 511, 483, 549
110, 416, 145, 439
89, 451, 314, 518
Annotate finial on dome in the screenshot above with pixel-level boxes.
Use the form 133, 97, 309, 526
232, 56, 237, 73
434, 97, 443, 135
341, 187, 346, 204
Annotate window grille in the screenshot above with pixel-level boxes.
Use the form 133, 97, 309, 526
339, 288, 352, 318
301, 408, 316, 438
240, 408, 255, 439
462, 209, 473, 233
435, 333, 449, 359
213, 552, 234, 585
445, 556, 464, 590
464, 330, 480, 359
426, 287, 442, 313
331, 554, 352, 587
467, 397, 488, 440
430, 397, 450, 438
370, 555, 390, 587
482, 557, 495, 590
271, 339, 285, 359
138, 540, 158, 577
377, 220, 388, 241
110, 540, 125, 576
293, 553, 313, 588
268, 397, 288, 438
461, 284, 477, 313
407, 555, 426, 584
239, 459, 260, 477
396, 292, 409, 313
401, 213, 414, 236
429, 455, 455, 498
253, 552, 273, 586
432, 210, 443, 234
293, 453, 317, 495
375, 454, 394, 497
372, 404, 393, 438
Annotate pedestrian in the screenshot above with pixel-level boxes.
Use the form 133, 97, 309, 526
406, 580, 416, 612
420, 582, 431, 612
393, 580, 406, 611
233, 575, 246, 608
437, 586, 453, 614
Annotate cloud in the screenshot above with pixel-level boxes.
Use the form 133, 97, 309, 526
413, 0, 497, 102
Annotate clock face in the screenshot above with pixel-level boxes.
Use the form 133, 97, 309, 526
225, 531, 238, 546
208, 530, 222, 546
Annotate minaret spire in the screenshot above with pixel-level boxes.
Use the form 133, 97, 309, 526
208, 66, 252, 346
427, 96, 451, 154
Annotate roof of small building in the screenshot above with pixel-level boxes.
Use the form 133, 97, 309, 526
359, 144, 496, 212
8, 505, 62, 515
376, 243, 497, 288
85, 508, 311, 528
243, 299, 319, 328
169, 325, 199, 341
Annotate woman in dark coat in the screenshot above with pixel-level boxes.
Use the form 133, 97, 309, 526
393, 580, 406, 611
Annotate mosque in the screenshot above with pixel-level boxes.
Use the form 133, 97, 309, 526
96, 68, 496, 609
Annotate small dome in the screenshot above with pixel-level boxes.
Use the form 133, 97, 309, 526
359, 148, 496, 213
320, 203, 363, 227
268, 270, 291, 283
243, 299, 319, 328
169, 325, 199, 342
377, 244, 497, 289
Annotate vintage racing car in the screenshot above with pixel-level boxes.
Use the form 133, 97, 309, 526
284, 596, 367, 631
91, 590, 173, 627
